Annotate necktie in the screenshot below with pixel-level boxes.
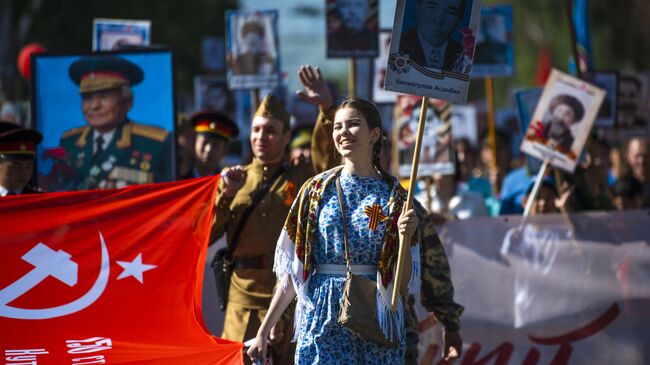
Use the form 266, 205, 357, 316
95, 135, 105, 157
429, 49, 442, 68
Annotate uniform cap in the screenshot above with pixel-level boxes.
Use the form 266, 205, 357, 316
290, 125, 313, 149
0, 127, 43, 160
69, 55, 144, 94
190, 111, 239, 140
254, 94, 290, 128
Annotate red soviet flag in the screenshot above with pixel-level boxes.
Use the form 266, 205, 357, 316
0, 176, 243, 365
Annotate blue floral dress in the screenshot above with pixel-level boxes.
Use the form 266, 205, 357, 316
294, 172, 406, 365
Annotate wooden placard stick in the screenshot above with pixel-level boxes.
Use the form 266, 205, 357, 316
391, 96, 428, 310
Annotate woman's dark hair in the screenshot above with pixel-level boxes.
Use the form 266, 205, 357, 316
335, 98, 393, 184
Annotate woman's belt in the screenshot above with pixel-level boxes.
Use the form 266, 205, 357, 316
315, 264, 377, 276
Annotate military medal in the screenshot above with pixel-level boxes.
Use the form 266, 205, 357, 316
140, 161, 151, 171
101, 161, 114, 171
363, 204, 389, 230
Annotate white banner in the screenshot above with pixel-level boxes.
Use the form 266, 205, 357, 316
417, 210, 650, 365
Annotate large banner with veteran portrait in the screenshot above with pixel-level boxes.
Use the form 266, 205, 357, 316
520, 69, 604, 173
326, 0, 379, 58
226, 10, 281, 90
32, 50, 176, 192
384, 0, 482, 104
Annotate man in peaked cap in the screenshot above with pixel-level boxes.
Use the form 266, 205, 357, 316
0, 123, 43, 196
58, 55, 173, 191
185, 111, 239, 179
210, 65, 338, 365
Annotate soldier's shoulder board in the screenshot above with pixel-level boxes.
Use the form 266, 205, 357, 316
132, 123, 169, 142
61, 126, 88, 139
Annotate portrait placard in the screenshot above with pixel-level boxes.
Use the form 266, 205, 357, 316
582, 71, 618, 128
226, 10, 281, 90
515, 87, 546, 173
472, 4, 514, 78
372, 30, 400, 104
451, 104, 478, 146
32, 50, 176, 192
93, 18, 151, 51
326, 0, 379, 58
395, 95, 455, 177
194, 74, 234, 116
384, 0, 482, 104
201, 36, 226, 72
520, 69, 605, 173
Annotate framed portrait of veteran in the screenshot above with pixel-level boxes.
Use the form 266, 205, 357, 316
226, 10, 281, 90
520, 69, 605, 173
395, 95, 455, 177
93, 18, 151, 51
326, 0, 379, 58
582, 71, 618, 128
472, 4, 514, 78
194, 74, 235, 115
384, 0, 482, 104
372, 30, 400, 104
31, 49, 176, 192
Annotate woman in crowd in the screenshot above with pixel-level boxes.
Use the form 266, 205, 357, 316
247, 98, 420, 364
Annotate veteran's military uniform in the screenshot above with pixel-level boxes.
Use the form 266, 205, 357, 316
57, 55, 173, 190
404, 200, 465, 364
211, 95, 336, 365
60, 121, 172, 190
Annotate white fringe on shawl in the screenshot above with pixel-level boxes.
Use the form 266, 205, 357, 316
375, 243, 421, 341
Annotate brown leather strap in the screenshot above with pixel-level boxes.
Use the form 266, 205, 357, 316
335, 176, 352, 274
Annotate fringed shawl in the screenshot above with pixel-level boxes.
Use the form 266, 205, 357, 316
274, 166, 421, 341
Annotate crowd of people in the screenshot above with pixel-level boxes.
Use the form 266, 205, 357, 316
1, 56, 649, 365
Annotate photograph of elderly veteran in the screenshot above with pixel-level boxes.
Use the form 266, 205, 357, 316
59, 55, 173, 190
399, 0, 469, 72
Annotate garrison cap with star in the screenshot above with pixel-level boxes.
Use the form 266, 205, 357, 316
69, 55, 144, 94
190, 111, 239, 141
254, 94, 290, 128
0, 125, 43, 160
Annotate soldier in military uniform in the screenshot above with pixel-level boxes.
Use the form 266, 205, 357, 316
0, 122, 43, 196
378, 133, 463, 363
58, 55, 173, 190
211, 65, 337, 365
184, 111, 239, 179
402, 200, 464, 364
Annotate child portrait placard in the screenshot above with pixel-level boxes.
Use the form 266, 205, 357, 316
326, 0, 379, 58
226, 10, 281, 90
395, 95, 454, 177
384, 0, 482, 104
472, 4, 514, 78
93, 18, 151, 51
32, 50, 176, 192
520, 69, 605, 173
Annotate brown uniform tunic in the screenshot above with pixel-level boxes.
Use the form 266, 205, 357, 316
211, 110, 336, 364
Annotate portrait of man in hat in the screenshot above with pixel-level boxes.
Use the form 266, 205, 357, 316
55, 54, 174, 190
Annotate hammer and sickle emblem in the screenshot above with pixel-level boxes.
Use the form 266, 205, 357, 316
0, 231, 110, 320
